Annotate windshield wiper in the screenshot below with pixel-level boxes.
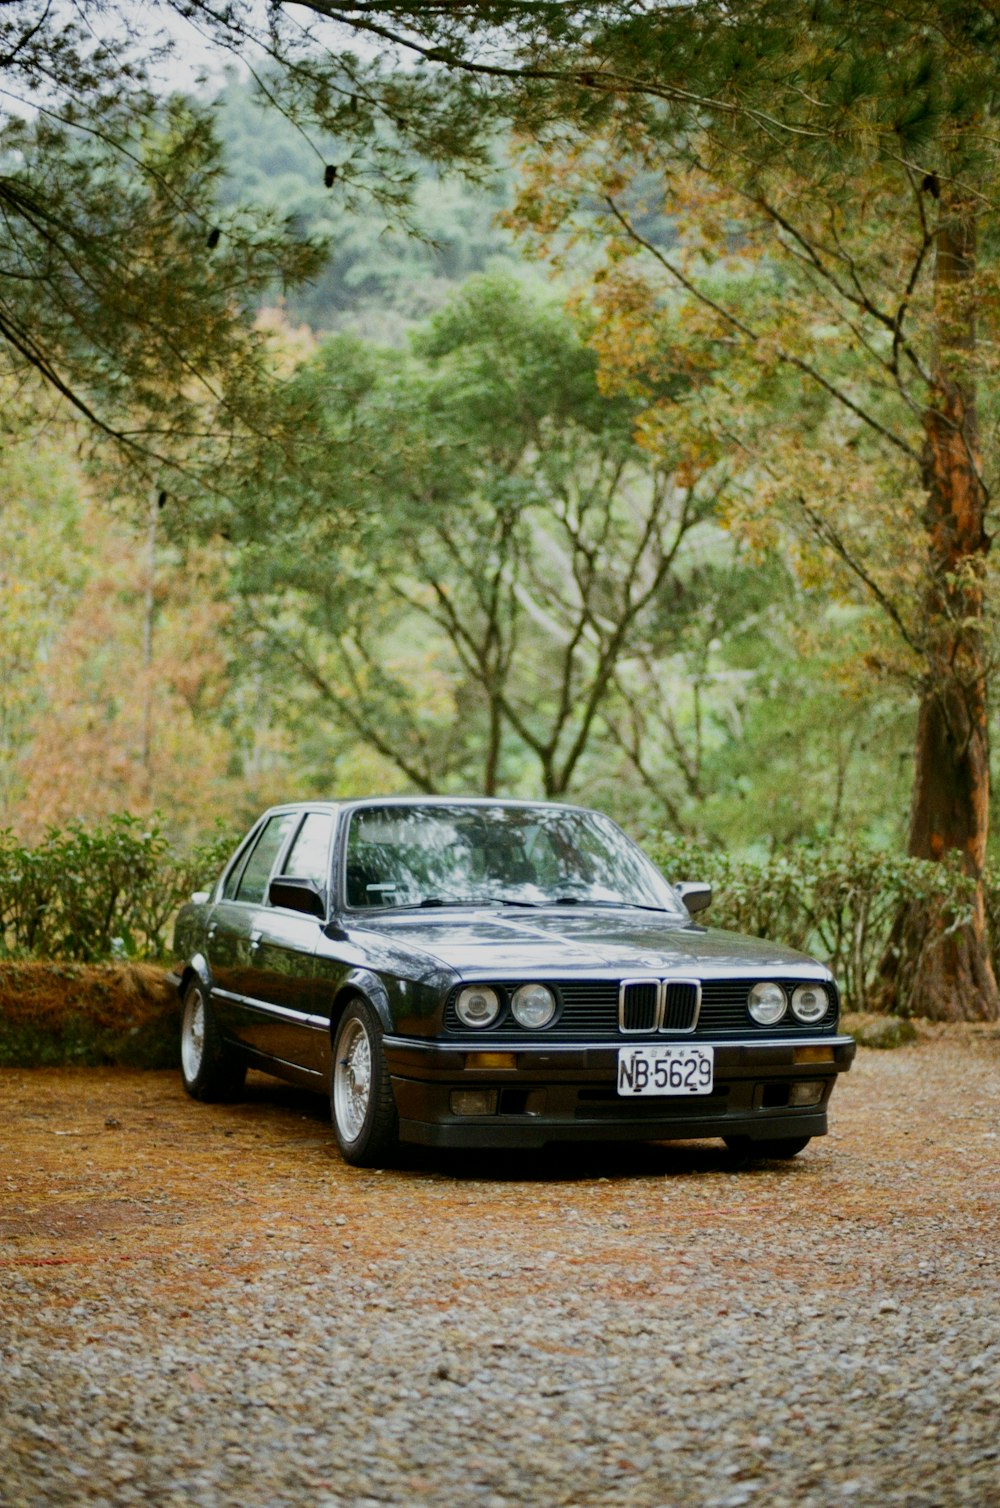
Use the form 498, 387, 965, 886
552, 896, 676, 914
415, 895, 539, 909
399, 894, 678, 914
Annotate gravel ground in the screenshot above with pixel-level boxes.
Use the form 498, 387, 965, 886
1, 1035, 998, 1508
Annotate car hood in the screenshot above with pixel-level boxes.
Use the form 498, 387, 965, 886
350, 907, 830, 980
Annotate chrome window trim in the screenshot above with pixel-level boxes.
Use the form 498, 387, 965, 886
218, 817, 267, 903
232, 810, 299, 907
276, 809, 337, 916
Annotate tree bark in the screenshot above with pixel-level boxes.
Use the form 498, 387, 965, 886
882, 192, 998, 1021
483, 694, 501, 796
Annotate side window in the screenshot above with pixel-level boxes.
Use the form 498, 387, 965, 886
221, 828, 260, 901
234, 813, 297, 905
280, 812, 334, 892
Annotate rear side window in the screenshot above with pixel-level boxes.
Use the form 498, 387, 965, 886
234, 813, 297, 905
220, 828, 259, 901
280, 812, 335, 892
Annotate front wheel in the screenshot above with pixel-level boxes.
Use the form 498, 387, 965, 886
331, 999, 399, 1167
724, 1134, 812, 1160
180, 979, 246, 1102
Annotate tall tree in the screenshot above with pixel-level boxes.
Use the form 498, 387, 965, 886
222, 0, 1000, 1019
220, 274, 747, 813
6, 2, 1000, 1010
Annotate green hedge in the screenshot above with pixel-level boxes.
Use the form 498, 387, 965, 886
649, 835, 981, 1014
0, 817, 235, 964
0, 817, 989, 1015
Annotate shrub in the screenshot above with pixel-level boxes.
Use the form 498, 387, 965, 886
0, 817, 236, 963
648, 835, 979, 1015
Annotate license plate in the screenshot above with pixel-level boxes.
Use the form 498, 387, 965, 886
617, 1045, 714, 1097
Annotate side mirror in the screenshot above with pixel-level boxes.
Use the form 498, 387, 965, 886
676, 881, 712, 916
269, 876, 327, 918
191, 890, 210, 905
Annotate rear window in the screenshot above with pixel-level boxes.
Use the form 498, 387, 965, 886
234, 813, 297, 905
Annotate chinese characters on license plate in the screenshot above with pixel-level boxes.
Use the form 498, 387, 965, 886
617, 1045, 714, 1097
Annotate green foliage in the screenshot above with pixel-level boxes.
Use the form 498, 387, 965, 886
0, 808, 990, 1027
0, 15, 323, 483
650, 834, 982, 1015
209, 268, 912, 840
214, 272, 755, 810
0, 817, 235, 963
212, 74, 519, 332
232, 2, 1000, 189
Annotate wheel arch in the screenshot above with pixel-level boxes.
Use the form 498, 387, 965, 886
329, 969, 393, 1046
177, 955, 212, 1000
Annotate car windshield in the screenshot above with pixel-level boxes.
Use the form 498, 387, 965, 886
344, 804, 686, 915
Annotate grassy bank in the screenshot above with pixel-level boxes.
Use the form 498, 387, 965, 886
0, 963, 179, 1068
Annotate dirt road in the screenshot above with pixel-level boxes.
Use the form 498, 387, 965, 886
1, 1035, 998, 1507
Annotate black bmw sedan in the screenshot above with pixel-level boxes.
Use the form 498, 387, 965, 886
171, 797, 855, 1166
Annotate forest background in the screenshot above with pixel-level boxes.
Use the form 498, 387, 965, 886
3, 2, 1000, 1020
0, 74, 917, 849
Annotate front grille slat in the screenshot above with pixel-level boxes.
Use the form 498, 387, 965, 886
619, 980, 659, 1033
662, 980, 699, 1032
443, 977, 839, 1038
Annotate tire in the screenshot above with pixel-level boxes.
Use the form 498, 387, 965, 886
724, 1134, 811, 1160
331, 998, 399, 1167
180, 978, 247, 1102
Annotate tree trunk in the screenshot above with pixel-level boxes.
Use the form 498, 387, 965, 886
483, 695, 501, 796
140, 491, 158, 809
882, 192, 998, 1021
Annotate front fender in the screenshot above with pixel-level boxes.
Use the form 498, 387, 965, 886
332, 968, 395, 1034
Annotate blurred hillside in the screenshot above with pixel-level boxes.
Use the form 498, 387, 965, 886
211, 74, 524, 340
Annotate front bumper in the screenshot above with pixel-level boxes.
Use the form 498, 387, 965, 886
383, 1034, 856, 1149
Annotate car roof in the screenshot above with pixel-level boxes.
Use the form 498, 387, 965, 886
257, 795, 597, 818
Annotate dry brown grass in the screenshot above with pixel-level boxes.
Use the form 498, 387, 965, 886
0, 963, 177, 1067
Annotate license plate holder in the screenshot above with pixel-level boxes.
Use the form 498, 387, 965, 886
617, 1044, 714, 1097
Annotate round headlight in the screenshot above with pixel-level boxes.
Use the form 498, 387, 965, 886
748, 981, 787, 1025
455, 985, 501, 1028
511, 983, 557, 1029
792, 984, 828, 1023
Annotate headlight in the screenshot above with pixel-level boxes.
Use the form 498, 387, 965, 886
791, 984, 828, 1024
511, 983, 556, 1029
748, 981, 787, 1025
455, 985, 501, 1028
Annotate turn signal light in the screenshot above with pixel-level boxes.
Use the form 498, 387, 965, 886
794, 1045, 834, 1065
464, 1052, 517, 1070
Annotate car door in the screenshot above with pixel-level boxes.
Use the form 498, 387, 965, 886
206, 810, 298, 1055
248, 810, 336, 1076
